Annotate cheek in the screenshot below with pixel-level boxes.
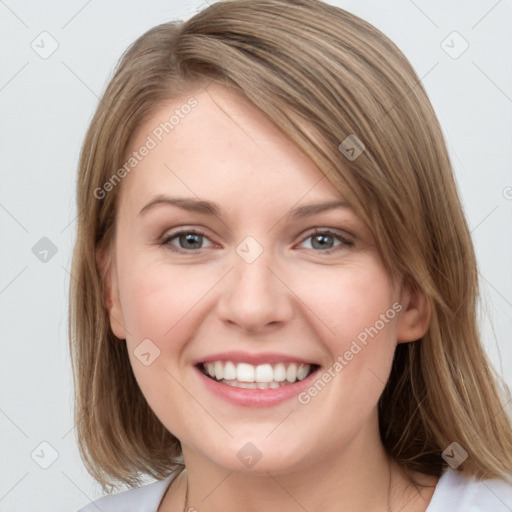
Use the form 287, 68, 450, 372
290, 275, 399, 445
295, 259, 398, 346
119, 259, 217, 344
295, 260, 400, 401
117, 260, 213, 428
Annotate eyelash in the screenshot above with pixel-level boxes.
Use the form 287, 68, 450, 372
159, 228, 354, 255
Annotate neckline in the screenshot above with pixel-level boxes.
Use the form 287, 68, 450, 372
155, 472, 180, 511
425, 467, 468, 511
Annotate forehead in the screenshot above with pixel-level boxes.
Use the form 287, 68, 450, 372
118, 84, 349, 217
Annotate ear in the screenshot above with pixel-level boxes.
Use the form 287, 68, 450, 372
396, 280, 431, 344
96, 245, 127, 340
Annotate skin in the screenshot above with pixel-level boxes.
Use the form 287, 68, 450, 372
99, 83, 437, 511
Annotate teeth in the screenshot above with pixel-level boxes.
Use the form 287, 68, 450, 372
273, 363, 286, 382
201, 361, 314, 386
237, 382, 258, 389
214, 361, 224, 380
237, 363, 255, 382
286, 364, 297, 383
224, 361, 237, 380
255, 364, 273, 383
297, 364, 309, 381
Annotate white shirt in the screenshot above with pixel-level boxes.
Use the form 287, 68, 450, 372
76, 468, 512, 512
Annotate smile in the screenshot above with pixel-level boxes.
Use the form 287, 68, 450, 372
199, 361, 319, 389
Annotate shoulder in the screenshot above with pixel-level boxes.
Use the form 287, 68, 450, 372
75, 475, 175, 512
427, 468, 512, 511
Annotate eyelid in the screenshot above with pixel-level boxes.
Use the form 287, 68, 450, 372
159, 226, 355, 254
160, 224, 211, 239
295, 227, 354, 252
159, 227, 215, 250
297, 226, 353, 243
306, 226, 353, 239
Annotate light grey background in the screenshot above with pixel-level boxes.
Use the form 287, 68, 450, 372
1, 1, 511, 510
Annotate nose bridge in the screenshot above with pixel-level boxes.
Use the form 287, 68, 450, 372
216, 236, 293, 331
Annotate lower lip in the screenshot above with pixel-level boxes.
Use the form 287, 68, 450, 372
195, 366, 319, 407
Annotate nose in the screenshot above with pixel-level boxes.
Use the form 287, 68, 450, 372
216, 244, 294, 334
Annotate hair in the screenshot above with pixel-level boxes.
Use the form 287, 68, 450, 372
69, 0, 512, 493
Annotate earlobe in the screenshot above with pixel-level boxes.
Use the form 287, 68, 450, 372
96, 246, 127, 340
396, 281, 431, 344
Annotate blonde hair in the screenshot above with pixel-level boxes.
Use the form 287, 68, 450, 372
69, 0, 512, 492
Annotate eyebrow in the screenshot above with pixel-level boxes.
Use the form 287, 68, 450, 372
138, 195, 351, 219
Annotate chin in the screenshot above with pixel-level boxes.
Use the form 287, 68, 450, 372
196, 435, 310, 476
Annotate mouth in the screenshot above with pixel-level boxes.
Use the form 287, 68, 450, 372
197, 361, 320, 389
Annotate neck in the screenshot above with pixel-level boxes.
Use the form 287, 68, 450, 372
177, 437, 408, 511
159, 421, 438, 512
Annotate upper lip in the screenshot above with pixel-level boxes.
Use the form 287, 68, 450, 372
194, 351, 319, 366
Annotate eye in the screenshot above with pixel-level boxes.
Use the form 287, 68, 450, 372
298, 229, 353, 254
160, 229, 214, 252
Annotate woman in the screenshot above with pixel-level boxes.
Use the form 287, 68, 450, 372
70, 1, 512, 510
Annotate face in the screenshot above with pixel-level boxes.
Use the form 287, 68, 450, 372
102, 84, 427, 475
